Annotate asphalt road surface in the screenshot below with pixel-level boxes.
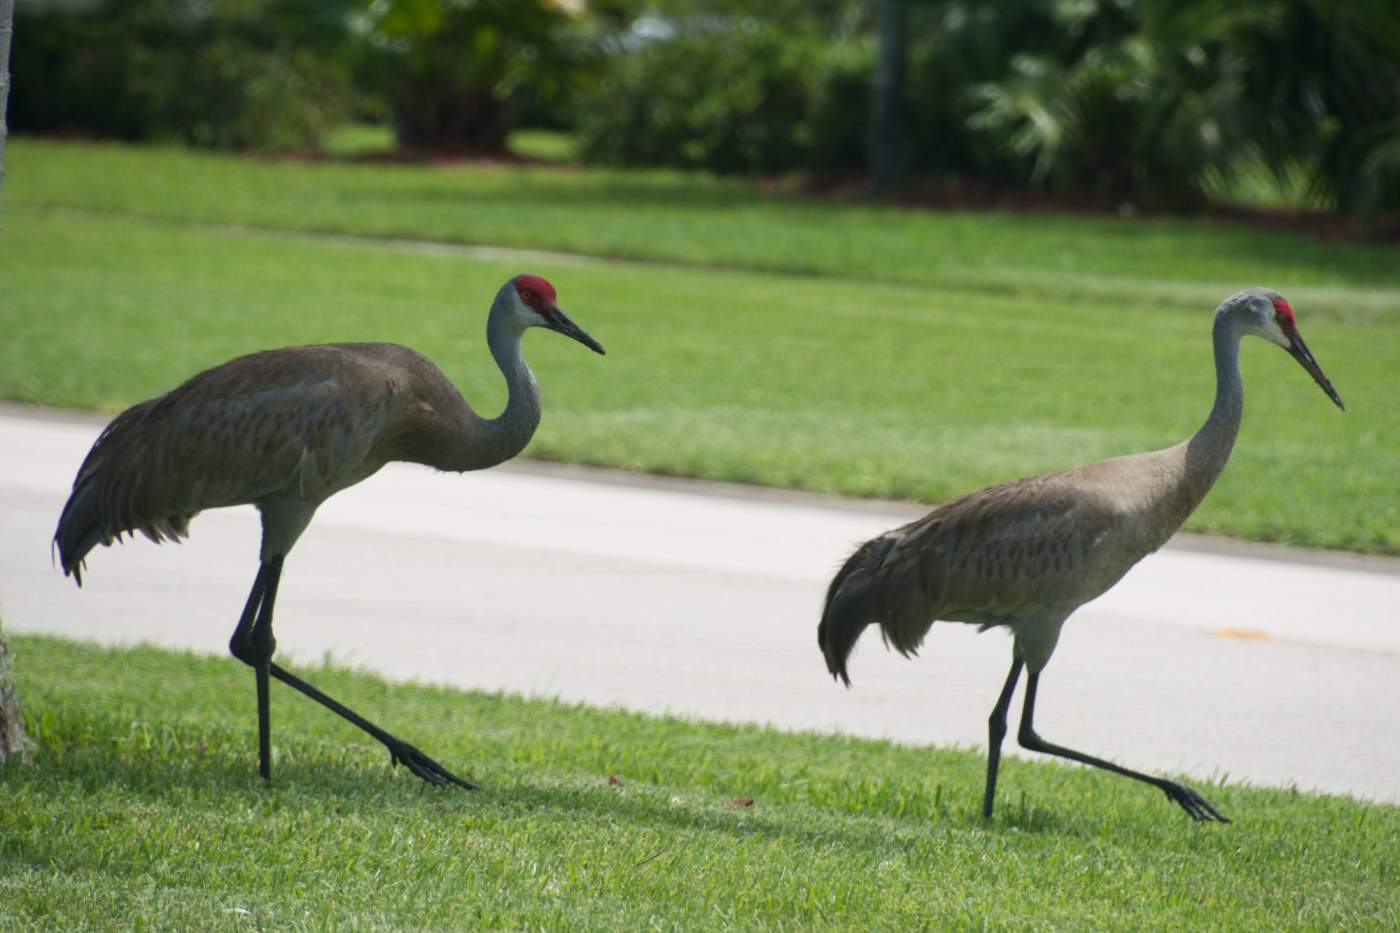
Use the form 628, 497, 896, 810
3, 405, 1398, 804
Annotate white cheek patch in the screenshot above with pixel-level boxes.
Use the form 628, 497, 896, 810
1262, 315, 1292, 348
513, 297, 541, 328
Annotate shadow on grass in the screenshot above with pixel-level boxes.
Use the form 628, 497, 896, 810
5, 725, 1084, 868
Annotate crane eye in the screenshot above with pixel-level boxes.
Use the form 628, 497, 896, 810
519, 289, 533, 302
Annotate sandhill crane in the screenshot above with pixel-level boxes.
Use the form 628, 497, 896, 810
54, 274, 603, 789
819, 288, 1344, 823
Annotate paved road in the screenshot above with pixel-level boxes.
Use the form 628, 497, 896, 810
2, 406, 1398, 803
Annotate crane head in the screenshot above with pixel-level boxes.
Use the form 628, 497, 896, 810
1231, 288, 1343, 411
508, 274, 606, 355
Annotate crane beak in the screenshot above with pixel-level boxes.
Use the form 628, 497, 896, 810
1285, 329, 1344, 411
545, 304, 606, 355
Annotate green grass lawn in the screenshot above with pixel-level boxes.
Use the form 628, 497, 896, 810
317, 125, 578, 162
507, 128, 581, 163
317, 122, 398, 160
4, 635, 1397, 929
2, 138, 1398, 553
3, 198, 1394, 552
9, 139, 1400, 316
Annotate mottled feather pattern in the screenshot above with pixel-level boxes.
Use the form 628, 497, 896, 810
49, 274, 598, 792
819, 461, 1161, 684
54, 343, 445, 582
813, 290, 1341, 823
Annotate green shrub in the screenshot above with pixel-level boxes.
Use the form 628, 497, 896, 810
962, 1, 1247, 209
576, 26, 872, 175
572, 5, 1069, 182
1232, 0, 1400, 221
578, 1, 1398, 220
352, 0, 583, 151
10, 0, 354, 151
808, 38, 876, 174
944, 0, 1399, 216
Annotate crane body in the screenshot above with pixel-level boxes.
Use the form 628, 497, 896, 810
55, 275, 603, 787
820, 288, 1344, 822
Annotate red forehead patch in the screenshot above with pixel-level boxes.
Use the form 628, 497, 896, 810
1272, 296, 1296, 327
515, 275, 556, 305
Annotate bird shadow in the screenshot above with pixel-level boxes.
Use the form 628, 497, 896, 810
448, 771, 1083, 850
7, 735, 1085, 858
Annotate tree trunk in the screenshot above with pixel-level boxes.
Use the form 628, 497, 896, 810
868, 0, 909, 195
0, 0, 28, 764
391, 84, 511, 153
0, 625, 27, 762
0, 0, 11, 199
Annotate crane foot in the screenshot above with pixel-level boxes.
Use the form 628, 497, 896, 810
1160, 779, 1229, 823
383, 737, 477, 790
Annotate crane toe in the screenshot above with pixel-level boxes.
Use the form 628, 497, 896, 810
385, 737, 478, 790
1160, 779, 1229, 823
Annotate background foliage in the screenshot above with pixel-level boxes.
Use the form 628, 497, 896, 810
575, 25, 872, 175
9, 0, 1400, 218
10, 0, 356, 150
352, 0, 585, 150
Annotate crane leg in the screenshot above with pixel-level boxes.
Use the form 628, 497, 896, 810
982, 657, 1023, 819
1016, 671, 1228, 823
228, 558, 476, 790
229, 559, 277, 780
265, 662, 476, 789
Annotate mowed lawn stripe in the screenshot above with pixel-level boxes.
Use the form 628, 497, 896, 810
9, 139, 1400, 319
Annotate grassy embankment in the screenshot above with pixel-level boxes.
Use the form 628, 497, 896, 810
2, 634, 1397, 928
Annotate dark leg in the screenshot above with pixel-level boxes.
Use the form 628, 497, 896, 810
229, 561, 275, 780
228, 558, 475, 790
982, 657, 1024, 819
1017, 671, 1228, 823
252, 557, 282, 780
266, 663, 474, 789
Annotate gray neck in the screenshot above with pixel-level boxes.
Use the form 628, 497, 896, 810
473, 311, 541, 469
1199, 312, 1244, 461
1171, 312, 1244, 521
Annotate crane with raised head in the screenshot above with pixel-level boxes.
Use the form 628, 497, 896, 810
54, 274, 604, 789
818, 288, 1344, 822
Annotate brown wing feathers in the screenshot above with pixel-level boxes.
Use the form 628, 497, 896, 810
818, 472, 1108, 686
53, 398, 195, 584
818, 523, 943, 685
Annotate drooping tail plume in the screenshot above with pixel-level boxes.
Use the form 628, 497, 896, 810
53, 481, 104, 586
52, 398, 190, 586
817, 535, 898, 686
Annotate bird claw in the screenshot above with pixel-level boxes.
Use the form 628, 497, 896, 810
385, 739, 477, 790
1160, 779, 1228, 823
